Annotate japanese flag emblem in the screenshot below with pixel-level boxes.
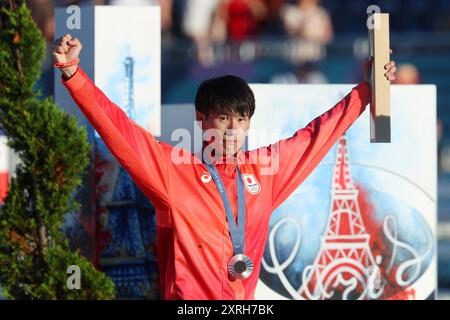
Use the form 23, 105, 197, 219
242, 174, 261, 195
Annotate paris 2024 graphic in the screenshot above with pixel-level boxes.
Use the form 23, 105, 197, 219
249, 84, 437, 300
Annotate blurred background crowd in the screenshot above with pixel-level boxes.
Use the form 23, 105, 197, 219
24, 0, 450, 298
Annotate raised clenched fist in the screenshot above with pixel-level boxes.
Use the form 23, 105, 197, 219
52, 34, 82, 79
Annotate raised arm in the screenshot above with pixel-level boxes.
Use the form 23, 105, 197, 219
267, 82, 370, 210
53, 34, 171, 209
262, 54, 396, 210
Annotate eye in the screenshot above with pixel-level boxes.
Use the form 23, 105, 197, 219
219, 115, 228, 121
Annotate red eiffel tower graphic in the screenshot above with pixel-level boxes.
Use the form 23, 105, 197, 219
299, 135, 381, 300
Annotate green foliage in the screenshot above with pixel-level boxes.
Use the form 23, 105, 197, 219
0, 1, 115, 299
0, 243, 115, 299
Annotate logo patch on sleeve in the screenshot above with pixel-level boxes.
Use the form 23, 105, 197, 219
242, 174, 261, 195
201, 172, 212, 183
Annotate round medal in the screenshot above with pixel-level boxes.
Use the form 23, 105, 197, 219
227, 254, 254, 280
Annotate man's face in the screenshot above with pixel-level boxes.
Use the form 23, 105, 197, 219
197, 111, 251, 158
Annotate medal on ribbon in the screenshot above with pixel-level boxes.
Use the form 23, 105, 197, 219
205, 163, 253, 281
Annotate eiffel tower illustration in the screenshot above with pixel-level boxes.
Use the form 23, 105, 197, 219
97, 50, 158, 299
299, 135, 381, 300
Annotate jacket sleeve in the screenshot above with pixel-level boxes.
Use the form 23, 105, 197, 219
61, 66, 171, 210
263, 82, 370, 210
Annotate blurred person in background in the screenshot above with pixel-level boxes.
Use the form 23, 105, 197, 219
278, 0, 332, 66
259, 0, 285, 34
181, 0, 220, 66
279, 0, 333, 45
211, 0, 269, 43
392, 63, 421, 85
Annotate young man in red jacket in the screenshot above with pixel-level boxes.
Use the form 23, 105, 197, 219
53, 34, 396, 300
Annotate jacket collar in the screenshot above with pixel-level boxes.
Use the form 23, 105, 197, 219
198, 143, 245, 177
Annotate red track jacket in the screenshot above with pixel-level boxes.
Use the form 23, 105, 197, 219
62, 67, 370, 299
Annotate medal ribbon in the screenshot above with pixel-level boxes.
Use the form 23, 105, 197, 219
205, 163, 246, 256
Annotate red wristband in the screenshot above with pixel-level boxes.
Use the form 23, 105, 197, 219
53, 58, 80, 68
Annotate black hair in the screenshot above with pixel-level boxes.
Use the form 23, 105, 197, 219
195, 75, 255, 118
